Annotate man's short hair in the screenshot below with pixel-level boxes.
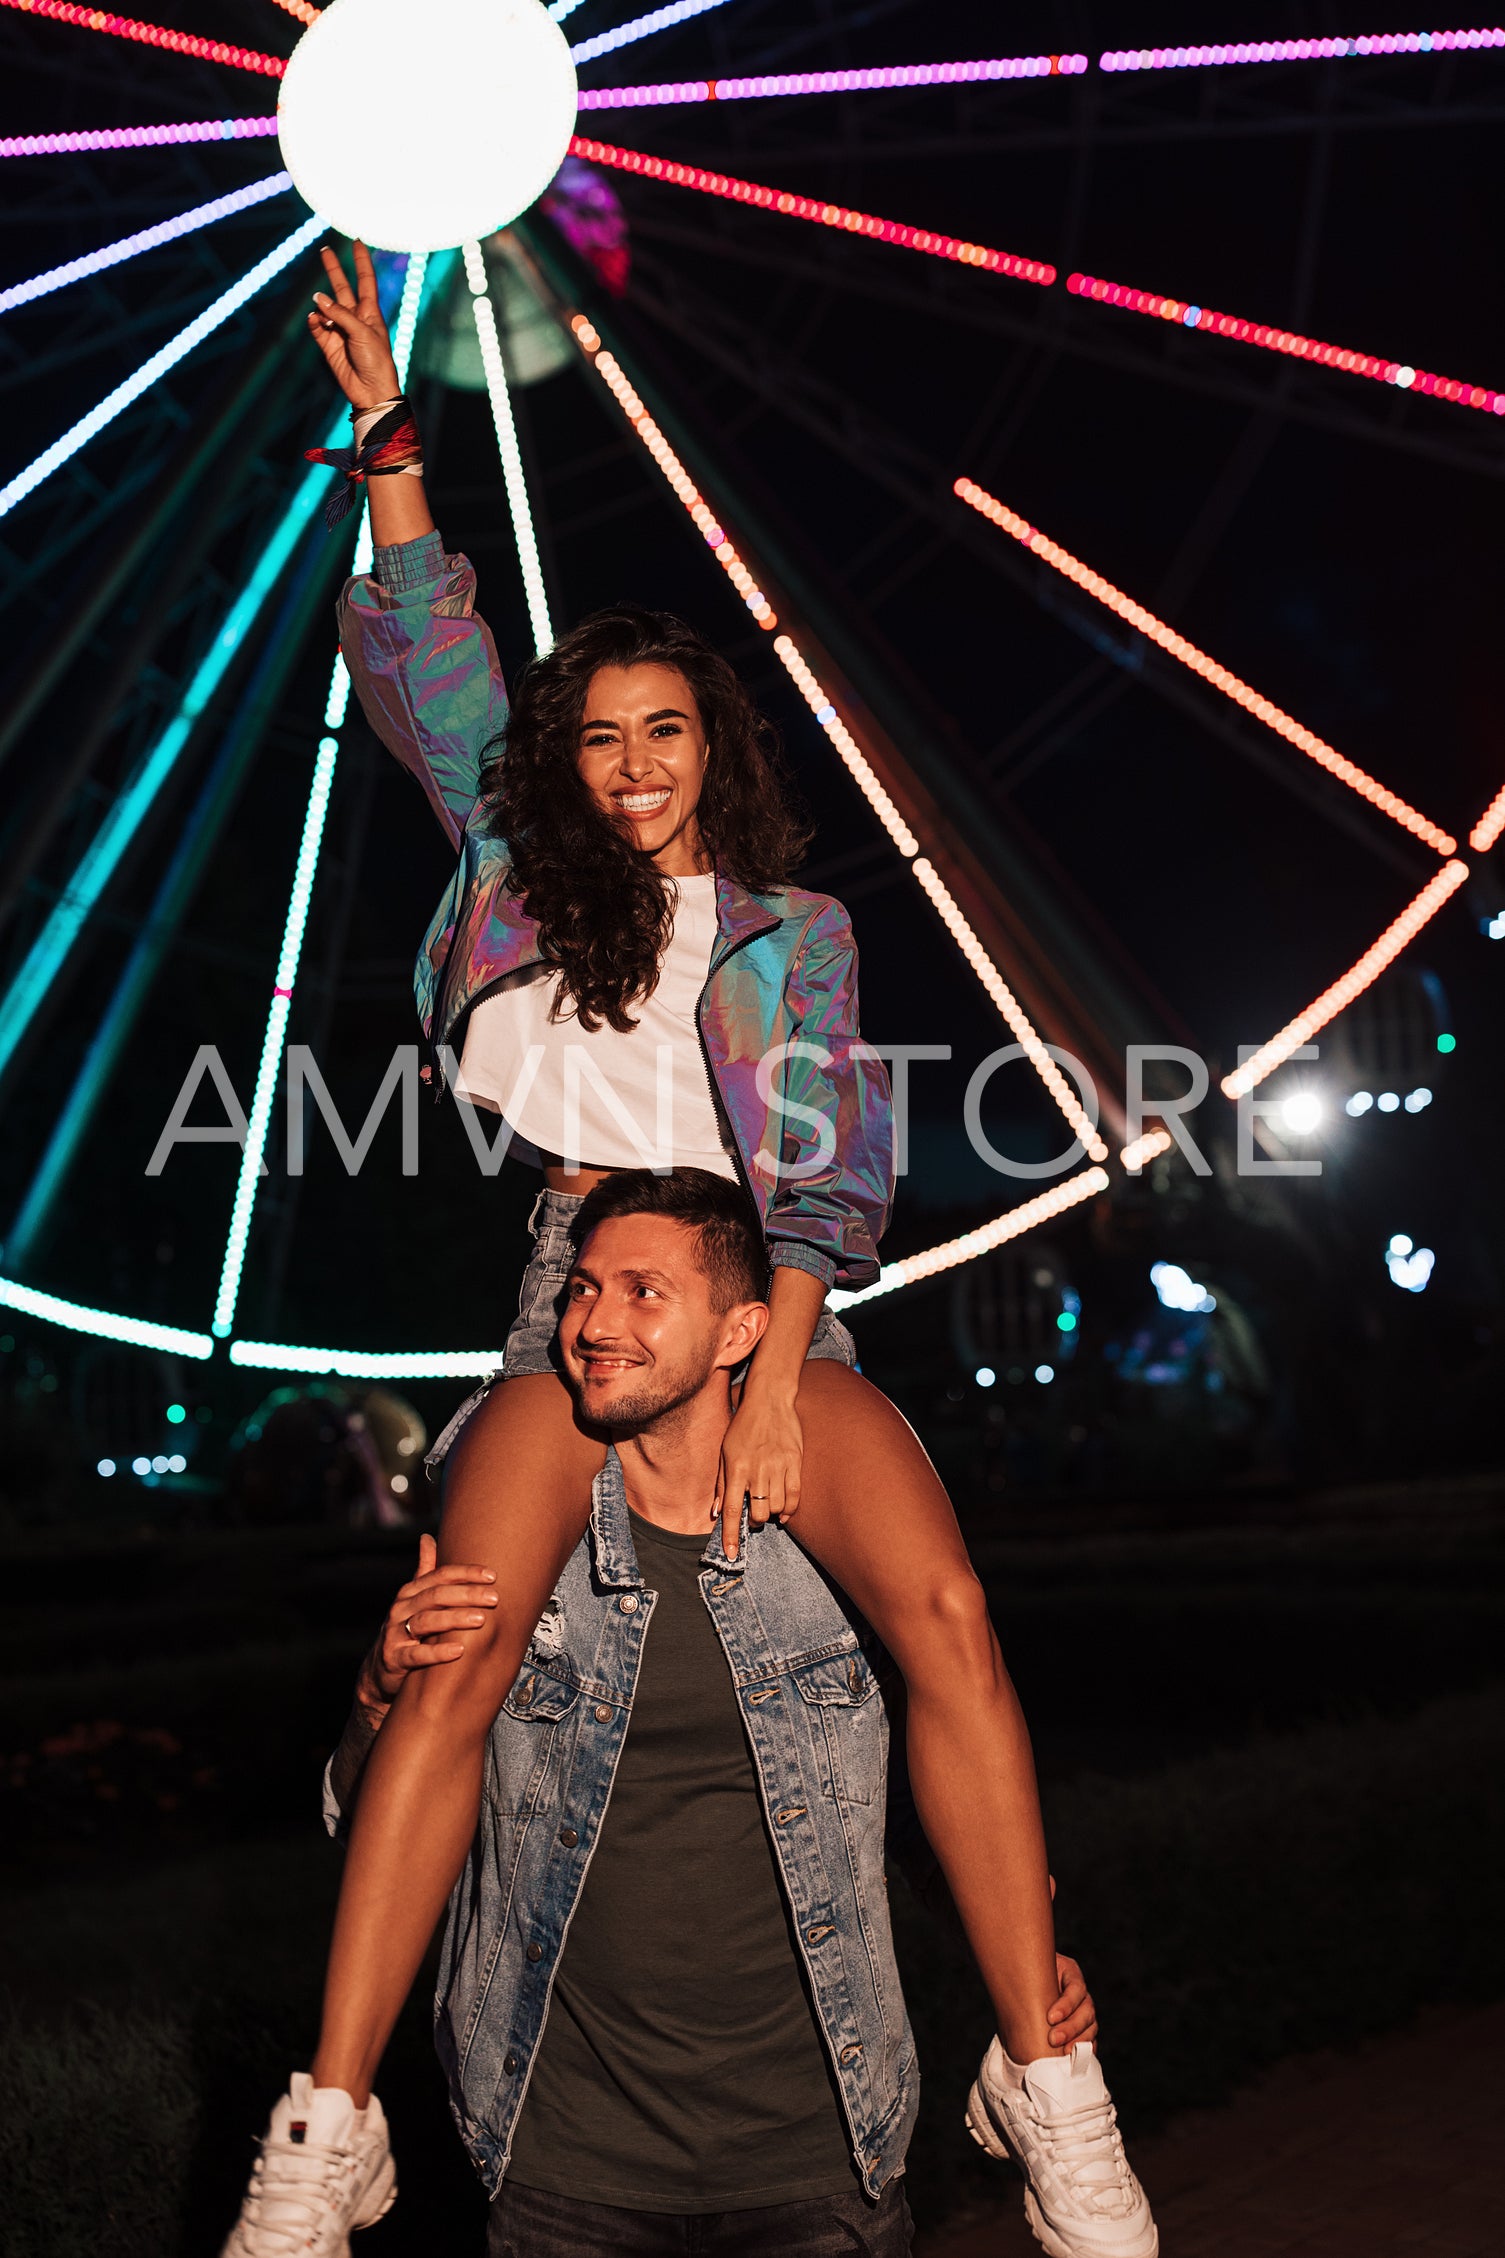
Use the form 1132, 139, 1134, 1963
570, 1169, 769, 1312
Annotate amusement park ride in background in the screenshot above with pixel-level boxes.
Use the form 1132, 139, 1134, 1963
0, 0, 1501, 1487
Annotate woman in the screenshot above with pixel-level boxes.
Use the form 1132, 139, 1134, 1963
221, 245, 1154, 2258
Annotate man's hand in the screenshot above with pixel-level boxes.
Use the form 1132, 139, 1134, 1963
307, 239, 402, 410
1049, 1952, 1098, 2049
353, 1533, 498, 1713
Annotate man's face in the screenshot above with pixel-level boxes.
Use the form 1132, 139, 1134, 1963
559, 1214, 762, 1429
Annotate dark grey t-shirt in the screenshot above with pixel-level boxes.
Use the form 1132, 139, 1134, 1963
505, 1508, 856, 2213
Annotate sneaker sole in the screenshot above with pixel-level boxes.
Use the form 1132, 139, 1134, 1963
1023, 2187, 1158, 2258
964, 2080, 1015, 2165
352, 2155, 398, 2233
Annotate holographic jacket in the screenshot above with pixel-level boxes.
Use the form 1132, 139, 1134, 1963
339, 533, 894, 1289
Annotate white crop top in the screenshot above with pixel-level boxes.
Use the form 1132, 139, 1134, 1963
453, 874, 739, 1180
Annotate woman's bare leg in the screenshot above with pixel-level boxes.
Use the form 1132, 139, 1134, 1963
793, 1361, 1059, 2066
311, 1374, 607, 2103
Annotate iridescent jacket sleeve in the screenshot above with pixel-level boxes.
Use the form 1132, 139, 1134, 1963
338, 531, 509, 851
758, 901, 894, 1291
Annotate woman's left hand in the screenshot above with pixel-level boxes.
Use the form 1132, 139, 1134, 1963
713, 1388, 804, 1557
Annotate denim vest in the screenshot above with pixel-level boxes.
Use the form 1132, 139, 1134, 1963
432, 1448, 919, 2200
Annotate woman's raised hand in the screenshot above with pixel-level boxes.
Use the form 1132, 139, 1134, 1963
307, 240, 402, 410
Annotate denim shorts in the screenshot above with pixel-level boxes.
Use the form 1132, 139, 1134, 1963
503, 1188, 858, 1380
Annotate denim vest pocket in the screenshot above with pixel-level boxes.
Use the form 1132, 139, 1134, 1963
488, 1664, 582, 1816
791, 1646, 884, 1807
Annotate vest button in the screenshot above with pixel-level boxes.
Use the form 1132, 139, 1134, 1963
526, 1942, 544, 1962
503, 2054, 517, 2074
618, 1593, 639, 1612
558, 1826, 579, 1848
594, 1704, 612, 1723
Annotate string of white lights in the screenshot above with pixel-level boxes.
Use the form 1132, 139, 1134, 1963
463, 240, 554, 654
212, 252, 430, 1341
830, 1169, 1111, 1309
0, 172, 291, 317
0, 213, 323, 520
569, 0, 735, 66
228, 1339, 507, 1379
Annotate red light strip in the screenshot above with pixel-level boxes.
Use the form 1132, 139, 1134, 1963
1221, 861, 1470, 1098
567, 136, 1056, 285
1067, 271, 1503, 419
263, 0, 318, 23
0, 0, 286, 74
1470, 782, 1505, 852
954, 476, 1457, 856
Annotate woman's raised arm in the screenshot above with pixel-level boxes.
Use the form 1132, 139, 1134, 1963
309, 240, 435, 550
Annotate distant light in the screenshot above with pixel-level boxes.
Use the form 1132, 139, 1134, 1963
165, 1402, 187, 1425
1056, 1311, 1078, 1333
1151, 1261, 1217, 1315
1437, 1033, 1457, 1053
167, 1454, 187, 1473
1346, 1091, 1374, 1116
1377, 1091, 1401, 1112
97, 1458, 116, 1477
390, 1473, 409, 1494
1386, 1240, 1435, 1292
975, 1365, 997, 1387
1280, 1093, 1324, 1135
1485, 914, 1505, 940
151, 1455, 170, 1473
1034, 1363, 1055, 1384
132, 1456, 151, 1476
1405, 1088, 1433, 1113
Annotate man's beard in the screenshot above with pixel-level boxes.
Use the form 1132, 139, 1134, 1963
577, 1339, 720, 1431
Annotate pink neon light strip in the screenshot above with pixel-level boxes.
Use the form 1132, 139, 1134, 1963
954, 475, 1458, 856
0, 170, 290, 313
1067, 270, 1504, 417
578, 54, 1089, 108
1102, 27, 1505, 71
1470, 782, 1505, 852
0, 116, 280, 156
567, 137, 1056, 284
0, 0, 286, 76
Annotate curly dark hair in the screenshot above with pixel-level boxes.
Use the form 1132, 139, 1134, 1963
480, 605, 811, 1031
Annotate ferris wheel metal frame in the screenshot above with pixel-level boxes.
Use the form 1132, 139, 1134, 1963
0, 0, 1501, 1383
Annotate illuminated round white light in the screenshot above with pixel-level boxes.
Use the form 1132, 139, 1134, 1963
168, 1454, 187, 1473
1280, 1093, 1324, 1135
1034, 1363, 1055, 1384
277, 0, 579, 251
132, 1456, 151, 1475
152, 1454, 171, 1473
1346, 1091, 1373, 1116
975, 1366, 996, 1387
1404, 1087, 1433, 1112
97, 1458, 116, 1477
1388, 1233, 1413, 1257
1377, 1091, 1400, 1112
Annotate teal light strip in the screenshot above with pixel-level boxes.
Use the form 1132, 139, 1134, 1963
211, 253, 431, 1340
0, 1274, 213, 1359
0, 400, 348, 1086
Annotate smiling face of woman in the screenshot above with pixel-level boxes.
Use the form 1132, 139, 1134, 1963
576, 661, 712, 878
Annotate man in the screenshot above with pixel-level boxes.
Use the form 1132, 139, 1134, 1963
228, 1171, 1154, 2257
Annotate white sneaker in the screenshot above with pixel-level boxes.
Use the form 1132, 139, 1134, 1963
222, 2073, 397, 2257
966, 2039, 1157, 2258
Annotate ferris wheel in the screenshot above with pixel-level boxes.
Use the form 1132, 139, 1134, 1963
0, 0, 1501, 1393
